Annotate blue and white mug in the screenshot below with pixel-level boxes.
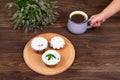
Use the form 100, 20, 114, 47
67, 11, 92, 34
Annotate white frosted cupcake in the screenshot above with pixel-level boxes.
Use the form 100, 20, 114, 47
31, 37, 48, 51
50, 36, 65, 49
42, 50, 61, 66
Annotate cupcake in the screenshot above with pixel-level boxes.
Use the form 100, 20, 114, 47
50, 36, 65, 49
42, 50, 61, 66
31, 37, 48, 51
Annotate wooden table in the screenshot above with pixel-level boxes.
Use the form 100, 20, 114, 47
0, 0, 120, 80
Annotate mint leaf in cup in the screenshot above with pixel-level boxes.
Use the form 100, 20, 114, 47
46, 54, 56, 60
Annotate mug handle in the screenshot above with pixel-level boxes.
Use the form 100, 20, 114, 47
87, 18, 92, 29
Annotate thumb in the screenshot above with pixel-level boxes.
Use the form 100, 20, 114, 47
90, 16, 96, 25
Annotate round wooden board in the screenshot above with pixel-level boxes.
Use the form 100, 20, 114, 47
23, 33, 75, 75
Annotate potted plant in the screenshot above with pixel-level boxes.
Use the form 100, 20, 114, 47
7, 0, 59, 33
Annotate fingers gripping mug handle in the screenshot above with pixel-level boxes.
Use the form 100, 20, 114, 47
87, 18, 92, 29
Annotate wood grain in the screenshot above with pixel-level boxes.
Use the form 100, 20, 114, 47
0, 0, 120, 80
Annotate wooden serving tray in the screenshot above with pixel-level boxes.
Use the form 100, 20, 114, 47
23, 33, 75, 75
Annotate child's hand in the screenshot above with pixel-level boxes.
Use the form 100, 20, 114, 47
90, 13, 106, 27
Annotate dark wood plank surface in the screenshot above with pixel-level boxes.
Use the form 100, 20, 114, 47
0, 0, 120, 80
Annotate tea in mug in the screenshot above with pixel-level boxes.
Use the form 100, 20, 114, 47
71, 14, 86, 23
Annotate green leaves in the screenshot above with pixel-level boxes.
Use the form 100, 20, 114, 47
7, 0, 59, 33
46, 54, 56, 60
